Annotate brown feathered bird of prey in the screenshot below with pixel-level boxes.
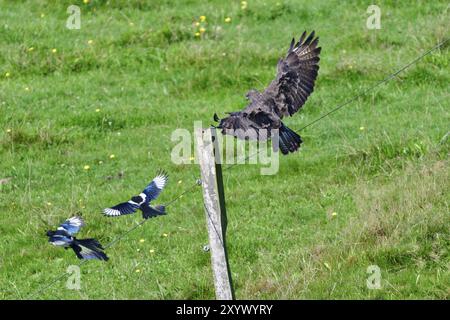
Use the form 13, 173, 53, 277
215, 31, 321, 155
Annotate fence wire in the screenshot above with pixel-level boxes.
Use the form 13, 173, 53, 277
26, 37, 448, 299
27, 181, 201, 299
225, 37, 449, 170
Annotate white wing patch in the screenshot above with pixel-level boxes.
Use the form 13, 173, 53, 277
153, 175, 167, 189
80, 246, 94, 255
138, 193, 147, 204
58, 216, 85, 235
67, 216, 84, 228
52, 240, 69, 247
103, 208, 121, 216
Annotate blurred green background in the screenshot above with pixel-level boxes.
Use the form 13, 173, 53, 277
0, 0, 448, 299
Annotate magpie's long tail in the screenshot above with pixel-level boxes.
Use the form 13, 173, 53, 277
71, 238, 109, 261
142, 205, 166, 220
276, 123, 303, 155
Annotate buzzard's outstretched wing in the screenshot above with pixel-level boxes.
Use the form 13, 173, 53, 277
262, 31, 321, 117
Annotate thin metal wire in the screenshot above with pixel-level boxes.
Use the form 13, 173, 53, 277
26, 37, 448, 300
27, 260, 88, 300
296, 38, 449, 132
224, 151, 260, 171
224, 38, 449, 169
102, 181, 201, 251
203, 203, 225, 248
163, 181, 200, 207
26, 181, 201, 300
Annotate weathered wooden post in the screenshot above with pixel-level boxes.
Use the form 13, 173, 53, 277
195, 127, 234, 300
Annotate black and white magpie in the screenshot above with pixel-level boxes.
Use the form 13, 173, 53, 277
46, 216, 109, 261
103, 170, 168, 219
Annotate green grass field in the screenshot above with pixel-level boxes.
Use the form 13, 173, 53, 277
0, 0, 449, 299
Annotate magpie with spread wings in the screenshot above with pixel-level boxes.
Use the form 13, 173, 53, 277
103, 171, 168, 219
215, 31, 321, 155
46, 216, 109, 261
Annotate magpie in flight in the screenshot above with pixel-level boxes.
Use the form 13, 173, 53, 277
215, 31, 321, 155
103, 171, 168, 219
46, 216, 109, 261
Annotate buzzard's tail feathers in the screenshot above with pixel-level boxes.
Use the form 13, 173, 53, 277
278, 124, 302, 155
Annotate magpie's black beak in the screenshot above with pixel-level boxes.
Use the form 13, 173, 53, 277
213, 113, 220, 122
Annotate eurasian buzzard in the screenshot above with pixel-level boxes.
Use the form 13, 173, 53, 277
215, 31, 321, 155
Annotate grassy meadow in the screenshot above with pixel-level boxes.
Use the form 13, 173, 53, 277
0, 0, 449, 299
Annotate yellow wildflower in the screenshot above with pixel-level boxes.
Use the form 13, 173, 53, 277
199, 27, 206, 33
51, 48, 57, 54
28, 47, 34, 52
241, 1, 248, 10
199, 15, 206, 22
195, 32, 200, 37
83, 165, 90, 170
359, 126, 365, 131
225, 17, 231, 23
5, 72, 10, 78
109, 154, 115, 159
87, 40, 94, 45
139, 239, 145, 243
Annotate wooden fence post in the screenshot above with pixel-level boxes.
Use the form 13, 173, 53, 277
195, 127, 234, 300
